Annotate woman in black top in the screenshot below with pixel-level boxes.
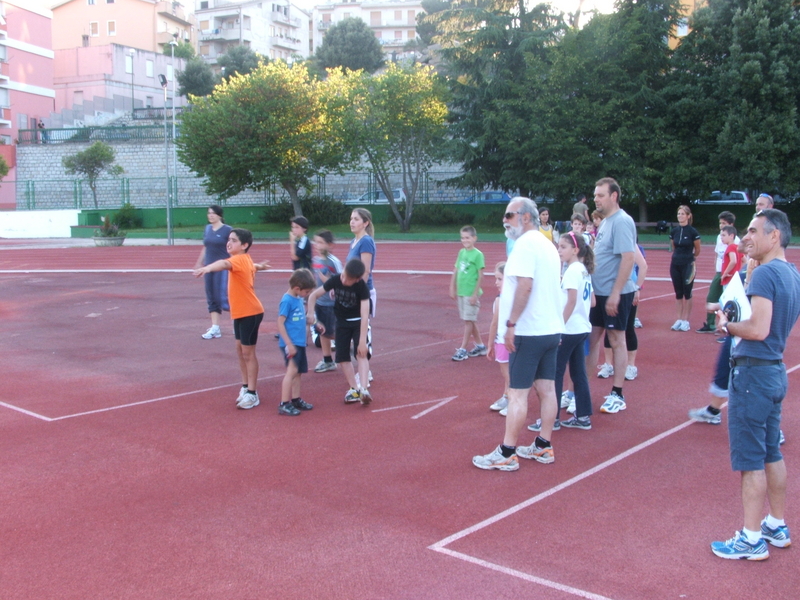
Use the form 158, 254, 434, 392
669, 205, 701, 331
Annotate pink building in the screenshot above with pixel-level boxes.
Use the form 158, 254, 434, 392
0, 0, 56, 210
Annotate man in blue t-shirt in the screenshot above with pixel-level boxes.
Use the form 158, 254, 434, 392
711, 209, 800, 561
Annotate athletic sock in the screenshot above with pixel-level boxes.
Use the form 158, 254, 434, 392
500, 444, 516, 458
612, 386, 623, 398
247, 389, 256, 395
535, 436, 551, 449
324, 356, 333, 363
707, 406, 721, 415
292, 397, 300, 403
742, 527, 761, 544
765, 514, 785, 529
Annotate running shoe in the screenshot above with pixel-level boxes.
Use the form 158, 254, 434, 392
600, 392, 626, 414
359, 387, 372, 406
278, 401, 301, 416
711, 531, 769, 561
490, 395, 508, 411
314, 360, 337, 373
499, 407, 508, 417
625, 365, 638, 380
560, 391, 574, 409
201, 325, 221, 339
780, 429, 786, 445
527, 418, 561, 432
597, 363, 614, 378
237, 391, 260, 410
472, 446, 519, 471
633, 317, 643, 329
561, 416, 592, 430
344, 388, 361, 404
567, 396, 577, 415
468, 344, 488, 357
671, 320, 683, 331
452, 348, 469, 361
291, 398, 314, 411
696, 324, 716, 334
516, 442, 554, 464
679, 320, 691, 332
761, 520, 791, 548
236, 385, 247, 404
688, 406, 721, 425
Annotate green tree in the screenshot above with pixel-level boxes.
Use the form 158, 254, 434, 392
217, 45, 264, 80
416, 0, 452, 46
177, 57, 217, 98
335, 63, 449, 231
315, 17, 384, 73
0, 154, 9, 182
62, 142, 124, 209
163, 40, 195, 59
177, 62, 348, 215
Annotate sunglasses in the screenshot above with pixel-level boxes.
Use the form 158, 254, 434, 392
504, 211, 521, 220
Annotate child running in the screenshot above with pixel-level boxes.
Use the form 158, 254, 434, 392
487, 262, 511, 414
307, 258, 373, 406
310, 230, 343, 373
277, 269, 317, 416
193, 228, 270, 410
450, 225, 486, 361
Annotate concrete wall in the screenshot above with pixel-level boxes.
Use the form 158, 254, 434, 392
0, 209, 79, 237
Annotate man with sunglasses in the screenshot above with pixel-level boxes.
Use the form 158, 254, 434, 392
711, 208, 800, 560
472, 197, 564, 471
755, 193, 774, 213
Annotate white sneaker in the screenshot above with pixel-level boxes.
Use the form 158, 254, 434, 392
499, 407, 508, 416
597, 363, 614, 378
237, 391, 260, 410
490, 395, 508, 411
599, 391, 626, 414
560, 391, 574, 409
202, 325, 221, 339
679, 320, 691, 332
671, 319, 683, 331
314, 360, 337, 373
633, 317, 643, 328
567, 396, 576, 414
625, 365, 638, 380
236, 385, 247, 404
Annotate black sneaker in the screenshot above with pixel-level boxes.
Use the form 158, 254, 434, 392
278, 401, 301, 416
696, 324, 715, 334
291, 398, 314, 411
561, 416, 592, 430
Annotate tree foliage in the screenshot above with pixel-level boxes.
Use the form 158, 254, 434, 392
62, 142, 124, 208
177, 57, 217, 98
176, 62, 348, 215
315, 17, 384, 73
217, 45, 264, 80
0, 154, 9, 182
163, 40, 195, 59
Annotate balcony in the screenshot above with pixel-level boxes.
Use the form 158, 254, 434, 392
200, 27, 252, 43
318, 20, 332, 29
271, 35, 301, 50
156, 1, 194, 27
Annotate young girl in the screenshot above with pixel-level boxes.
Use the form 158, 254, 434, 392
487, 262, 510, 414
533, 232, 595, 430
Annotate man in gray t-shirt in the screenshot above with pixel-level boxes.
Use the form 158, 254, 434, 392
587, 178, 636, 415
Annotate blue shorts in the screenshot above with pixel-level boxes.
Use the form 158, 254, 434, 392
589, 292, 634, 331
508, 334, 560, 389
727, 363, 786, 471
281, 345, 308, 374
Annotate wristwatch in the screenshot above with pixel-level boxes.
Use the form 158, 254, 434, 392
506, 320, 516, 328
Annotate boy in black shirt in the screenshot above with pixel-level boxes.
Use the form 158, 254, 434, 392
308, 259, 372, 405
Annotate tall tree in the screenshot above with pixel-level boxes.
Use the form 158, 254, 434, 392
315, 17, 384, 73
177, 57, 216, 98
163, 40, 195, 59
62, 142, 124, 209
177, 62, 348, 215
335, 63, 449, 231
217, 45, 264, 80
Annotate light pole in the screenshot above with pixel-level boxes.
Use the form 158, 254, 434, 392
158, 73, 173, 246
128, 49, 135, 115
169, 36, 178, 212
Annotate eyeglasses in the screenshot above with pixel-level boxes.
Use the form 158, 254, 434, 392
504, 211, 521, 220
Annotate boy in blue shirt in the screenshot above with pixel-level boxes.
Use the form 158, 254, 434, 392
277, 268, 316, 416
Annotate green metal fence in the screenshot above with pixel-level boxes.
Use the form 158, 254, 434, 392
18, 126, 177, 145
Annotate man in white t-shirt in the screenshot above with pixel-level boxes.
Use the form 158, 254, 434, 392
473, 197, 565, 471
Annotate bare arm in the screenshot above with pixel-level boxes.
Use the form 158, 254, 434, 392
562, 288, 577, 323
194, 247, 206, 269
632, 246, 647, 306
193, 258, 231, 277
606, 252, 634, 316
359, 252, 373, 284
306, 286, 325, 332
721, 250, 738, 280
277, 315, 296, 357
487, 300, 499, 361
356, 299, 370, 358
449, 268, 457, 300
693, 238, 701, 258
470, 268, 484, 305
504, 276, 532, 352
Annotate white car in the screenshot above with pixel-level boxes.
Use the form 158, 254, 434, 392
694, 191, 751, 205
345, 188, 407, 205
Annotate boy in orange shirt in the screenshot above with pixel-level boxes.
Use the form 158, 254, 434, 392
194, 228, 270, 409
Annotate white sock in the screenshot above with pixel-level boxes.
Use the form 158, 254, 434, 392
742, 527, 761, 544
765, 514, 785, 529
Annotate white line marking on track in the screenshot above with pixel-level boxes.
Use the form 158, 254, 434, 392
0, 402, 53, 421
411, 396, 456, 419
432, 547, 614, 600
371, 397, 453, 413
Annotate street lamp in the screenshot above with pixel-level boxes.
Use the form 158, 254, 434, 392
169, 35, 178, 214
128, 49, 135, 114
158, 73, 173, 246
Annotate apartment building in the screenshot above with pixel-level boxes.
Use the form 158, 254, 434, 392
313, 0, 422, 57
0, 0, 56, 209
51, 0, 198, 54
195, 0, 311, 65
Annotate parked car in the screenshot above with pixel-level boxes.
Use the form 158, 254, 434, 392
459, 190, 512, 204
694, 191, 751, 205
345, 188, 407, 205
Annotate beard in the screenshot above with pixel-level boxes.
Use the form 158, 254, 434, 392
504, 223, 524, 241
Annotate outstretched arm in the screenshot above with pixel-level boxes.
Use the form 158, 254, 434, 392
193, 259, 231, 277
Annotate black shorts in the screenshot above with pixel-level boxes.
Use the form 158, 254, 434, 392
335, 319, 369, 363
589, 292, 634, 331
280, 345, 308, 374
508, 334, 561, 389
315, 305, 336, 340
233, 313, 263, 346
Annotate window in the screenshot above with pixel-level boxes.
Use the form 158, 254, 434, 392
106, 0, 114, 3
200, 1, 208, 8
0, 45, 6, 62
125, 54, 133, 74
200, 20, 209, 30
375, 31, 382, 39
394, 30, 401, 41
0, 89, 9, 108
394, 10, 401, 21
88, 0, 95, 4
82, 34, 89, 47
407, 10, 415, 24
677, 19, 689, 37
343, 12, 350, 18
108, 21, 116, 36
200, 44, 209, 55
0, 135, 12, 145
146, 60, 153, 77
145, 96, 153, 108
370, 11, 381, 26
90, 21, 99, 36
74, 91, 84, 105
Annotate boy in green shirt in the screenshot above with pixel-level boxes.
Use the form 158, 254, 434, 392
449, 225, 486, 361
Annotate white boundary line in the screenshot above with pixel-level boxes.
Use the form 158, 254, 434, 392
0, 401, 53, 422
371, 399, 448, 413
411, 396, 456, 419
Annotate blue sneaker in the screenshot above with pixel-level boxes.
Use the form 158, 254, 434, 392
711, 531, 769, 560
761, 520, 791, 548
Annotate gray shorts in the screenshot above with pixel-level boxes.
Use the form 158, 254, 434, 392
508, 334, 561, 389
457, 295, 480, 321
727, 362, 786, 471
